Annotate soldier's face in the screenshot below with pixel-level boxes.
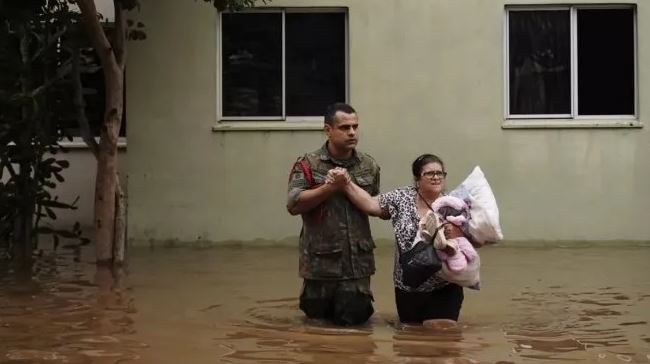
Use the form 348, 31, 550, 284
325, 111, 359, 152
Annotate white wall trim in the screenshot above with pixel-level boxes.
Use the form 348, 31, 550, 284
502, 119, 643, 129
59, 137, 127, 149
212, 120, 324, 131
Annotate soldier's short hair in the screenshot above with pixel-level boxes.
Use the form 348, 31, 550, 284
325, 103, 356, 126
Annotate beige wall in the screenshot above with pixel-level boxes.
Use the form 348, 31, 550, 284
125, 0, 650, 244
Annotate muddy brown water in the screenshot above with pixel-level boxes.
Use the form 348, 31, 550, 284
1, 244, 649, 364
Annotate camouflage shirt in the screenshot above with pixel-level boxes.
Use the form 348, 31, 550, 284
287, 143, 381, 280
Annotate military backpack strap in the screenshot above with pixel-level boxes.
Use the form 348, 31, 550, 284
299, 159, 315, 188
293, 157, 323, 189
290, 157, 325, 223
289, 157, 312, 187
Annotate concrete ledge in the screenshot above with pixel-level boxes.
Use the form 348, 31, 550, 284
212, 121, 324, 131
59, 137, 127, 149
502, 119, 643, 129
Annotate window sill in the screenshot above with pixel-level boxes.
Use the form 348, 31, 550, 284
502, 119, 643, 129
212, 120, 324, 132
59, 137, 127, 149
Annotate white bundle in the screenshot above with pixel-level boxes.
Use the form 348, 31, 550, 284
438, 254, 481, 290
449, 166, 503, 244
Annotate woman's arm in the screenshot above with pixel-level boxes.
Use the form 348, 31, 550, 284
343, 182, 387, 218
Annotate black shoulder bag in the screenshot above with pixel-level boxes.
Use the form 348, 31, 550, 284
398, 228, 444, 288
398, 192, 445, 288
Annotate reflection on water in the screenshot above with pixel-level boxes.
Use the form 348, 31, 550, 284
0, 253, 144, 364
1, 244, 649, 363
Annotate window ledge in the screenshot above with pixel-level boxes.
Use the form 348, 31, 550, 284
502, 119, 643, 129
212, 120, 324, 132
59, 137, 127, 149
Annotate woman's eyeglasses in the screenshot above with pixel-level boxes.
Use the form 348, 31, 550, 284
421, 171, 447, 179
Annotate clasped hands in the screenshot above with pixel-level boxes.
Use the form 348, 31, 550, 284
325, 167, 351, 190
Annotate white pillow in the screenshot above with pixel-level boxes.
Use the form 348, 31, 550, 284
449, 166, 503, 244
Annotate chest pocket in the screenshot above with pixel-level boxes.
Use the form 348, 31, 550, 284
353, 171, 375, 194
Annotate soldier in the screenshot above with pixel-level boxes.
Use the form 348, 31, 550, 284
286, 102, 381, 326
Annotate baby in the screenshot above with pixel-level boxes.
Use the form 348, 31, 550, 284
418, 195, 480, 288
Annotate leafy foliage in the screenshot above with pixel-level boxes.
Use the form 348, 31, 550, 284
0, 0, 88, 260
200, 0, 268, 12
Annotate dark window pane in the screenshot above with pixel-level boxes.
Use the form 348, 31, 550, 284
578, 9, 635, 115
286, 13, 345, 116
222, 13, 282, 117
509, 10, 571, 115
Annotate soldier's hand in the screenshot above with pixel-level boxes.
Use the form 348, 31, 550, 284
325, 169, 335, 184
327, 168, 350, 190
326, 168, 340, 184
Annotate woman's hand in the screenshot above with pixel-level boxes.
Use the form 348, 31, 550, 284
444, 223, 464, 239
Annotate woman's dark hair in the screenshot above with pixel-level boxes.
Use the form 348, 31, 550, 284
411, 154, 445, 179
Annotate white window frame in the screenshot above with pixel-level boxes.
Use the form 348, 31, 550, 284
503, 5, 641, 129
215, 7, 349, 130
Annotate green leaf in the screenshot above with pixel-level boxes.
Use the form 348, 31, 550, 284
40, 199, 74, 209
45, 207, 56, 219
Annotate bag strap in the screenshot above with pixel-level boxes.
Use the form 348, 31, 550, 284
416, 188, 437, 214
398, 189, 447, 258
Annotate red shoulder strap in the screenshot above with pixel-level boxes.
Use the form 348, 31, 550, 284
298, 159, 314, 188
290, 158, 325, 224
289, 158, 315, 188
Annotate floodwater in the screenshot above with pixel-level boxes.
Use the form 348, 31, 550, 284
1, 243, 649, 364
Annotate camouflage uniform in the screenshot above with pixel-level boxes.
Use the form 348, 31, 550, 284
287, 143, 380, 325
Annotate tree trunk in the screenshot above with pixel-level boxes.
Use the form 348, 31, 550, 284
77, 0, 127, 265
113, 178, 127, 265
72, 45, 127, 265
94, 135, 118, 264
94, 60, 123, 265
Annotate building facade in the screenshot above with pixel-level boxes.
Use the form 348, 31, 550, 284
59, 0, 650, 245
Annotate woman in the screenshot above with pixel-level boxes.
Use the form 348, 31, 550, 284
333, 154, 468, 325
